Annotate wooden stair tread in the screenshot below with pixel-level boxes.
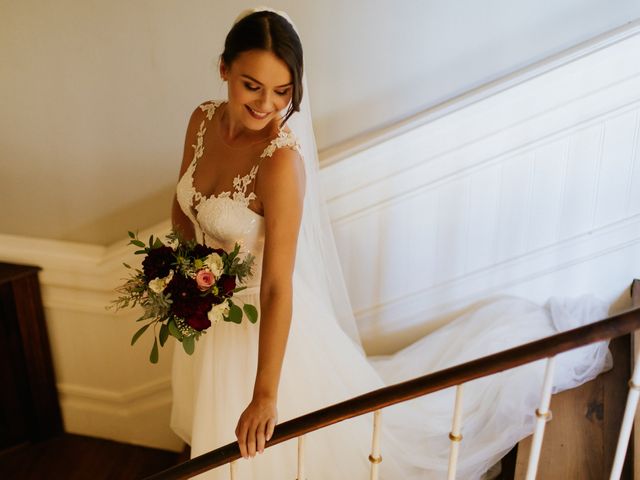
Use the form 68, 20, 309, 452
0, 433, 180, 479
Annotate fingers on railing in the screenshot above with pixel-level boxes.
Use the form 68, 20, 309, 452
447, 384, 465, 480
525, 356, 556, 480
369, 409, 383, 480
609, 353, 640, 480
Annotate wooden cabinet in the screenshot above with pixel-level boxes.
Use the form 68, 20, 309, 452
0, 262, 63, 452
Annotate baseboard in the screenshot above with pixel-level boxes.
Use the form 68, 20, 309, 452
57, 377, 183, 452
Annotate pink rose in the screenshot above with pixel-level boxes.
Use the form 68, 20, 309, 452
195, 269, 215, 291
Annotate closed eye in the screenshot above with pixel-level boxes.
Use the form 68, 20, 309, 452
244, 82, 290, 96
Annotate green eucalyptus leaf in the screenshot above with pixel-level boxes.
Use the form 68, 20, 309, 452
153, 238, 164, 249
168, 318, 183, 340
159, 323, 169, 347
131, 323, 152, 345
150, 337, 159, 364
134, 249, 146, 255
123, 262, 131, 269
228, 303, 242, 324
243, 304, 258, 324
131, 239, 146, 248
182, 335, 195, 355
128, 231, 136, 239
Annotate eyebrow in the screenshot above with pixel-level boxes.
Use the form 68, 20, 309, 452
241, 74, 293, 89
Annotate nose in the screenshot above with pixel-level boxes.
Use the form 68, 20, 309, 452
256, 90, 272, 111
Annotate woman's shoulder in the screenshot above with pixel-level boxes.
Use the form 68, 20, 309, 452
177, 100, 225, 175
199, 99, 225, 119
260, 125, 301, 160
257, 126, 305, 190
189, 99, 225, 123
182, 100, 225, 143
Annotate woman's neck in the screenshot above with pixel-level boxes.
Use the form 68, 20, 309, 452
219, 102, 276, 147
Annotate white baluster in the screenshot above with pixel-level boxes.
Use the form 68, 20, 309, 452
525, 356, 556, 480
230, 459, 237, 480
369, 409, 383, 480
447, 384, 465, 480
609, 352, 640, 480
297, 434, 306, 480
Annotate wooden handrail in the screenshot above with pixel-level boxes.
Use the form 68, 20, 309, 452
146, 282, 640, 479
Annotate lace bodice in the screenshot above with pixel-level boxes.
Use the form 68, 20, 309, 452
176, 100, 301, 288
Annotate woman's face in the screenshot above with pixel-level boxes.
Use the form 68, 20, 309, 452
221, 49, 294, 131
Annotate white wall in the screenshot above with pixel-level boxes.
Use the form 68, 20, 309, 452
1, 1, 639, 245
323, 21, 640, 353
0, 20, 638, 451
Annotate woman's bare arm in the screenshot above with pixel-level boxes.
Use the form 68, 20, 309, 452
235, 146, 306, 459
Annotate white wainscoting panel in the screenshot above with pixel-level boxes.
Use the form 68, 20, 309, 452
321, 23, 640, 354
0, 222, 182, 451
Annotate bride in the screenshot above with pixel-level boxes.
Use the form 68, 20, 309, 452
170, 7, 611, 479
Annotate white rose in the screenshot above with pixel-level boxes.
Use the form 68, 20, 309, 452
203, 253, 224, 277
207, 300, 230, 324
148, 270, 174, 293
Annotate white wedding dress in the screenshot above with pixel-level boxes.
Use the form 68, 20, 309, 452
171, 100, 611, 479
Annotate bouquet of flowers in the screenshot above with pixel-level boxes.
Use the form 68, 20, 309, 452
110, 230, 258, 363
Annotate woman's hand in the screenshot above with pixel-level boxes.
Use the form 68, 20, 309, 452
235, 395, 278, 459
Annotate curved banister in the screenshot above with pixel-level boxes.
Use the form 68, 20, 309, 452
146, 282, 640, 479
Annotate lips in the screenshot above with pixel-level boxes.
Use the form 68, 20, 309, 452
245, 105, 270, 120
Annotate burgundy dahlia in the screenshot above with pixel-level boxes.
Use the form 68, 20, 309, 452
184, 302, 212, 331
142, 246, 174, 280
192, 244, 225, 259
165, 273, 215, 331
218, 274, 237, 297
191, 243, 214, 258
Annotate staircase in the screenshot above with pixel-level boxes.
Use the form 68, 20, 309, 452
143, 280, 640, 480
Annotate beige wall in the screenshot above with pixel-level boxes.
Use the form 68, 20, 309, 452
1, 0, 640, 245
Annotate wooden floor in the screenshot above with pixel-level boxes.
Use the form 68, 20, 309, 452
0, 433, 181, 480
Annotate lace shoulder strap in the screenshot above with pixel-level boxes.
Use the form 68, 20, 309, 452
259, 128, 301, 160
238, 129, 301, 205
199, 100, 222, 121
190, 100, 223, 168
